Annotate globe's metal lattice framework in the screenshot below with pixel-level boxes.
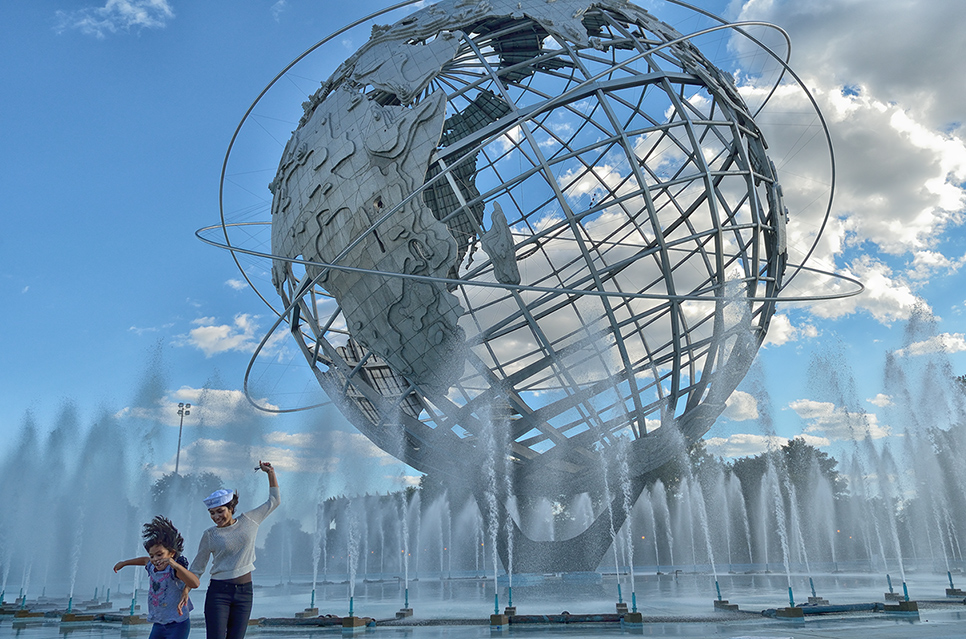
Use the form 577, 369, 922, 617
268, 0, 790, 490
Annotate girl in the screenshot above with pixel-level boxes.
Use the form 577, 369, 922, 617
188, 460, 280, 639
114, 516, 200, 639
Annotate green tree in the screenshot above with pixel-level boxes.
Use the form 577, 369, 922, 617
151, 471, 223, 513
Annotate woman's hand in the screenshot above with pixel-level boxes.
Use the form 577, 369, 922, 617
257, 460, 279, 489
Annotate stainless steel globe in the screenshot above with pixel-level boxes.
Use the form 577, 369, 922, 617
264, 0, 800, 570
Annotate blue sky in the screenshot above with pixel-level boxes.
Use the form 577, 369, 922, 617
1, 0, 964, 495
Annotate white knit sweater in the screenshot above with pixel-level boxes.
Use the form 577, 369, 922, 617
190, 486, 280, 580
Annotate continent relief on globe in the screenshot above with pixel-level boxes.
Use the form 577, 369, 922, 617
269, 34, 471, 395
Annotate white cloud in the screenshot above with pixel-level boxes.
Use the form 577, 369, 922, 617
129, 325, 158, 335
497, 125, 523, 154
184, 314, 259, 357
115, 386, 280, 427
704, 434, 829, 458
270, 0, 286, 21
55, 0, 174, 38
264, 430, 397, 465
806, 256, 922, 324
730, 0, 966, 326
129, 322, 173, 336
226, 278, 249, 291
177, 314, 289, 359
722, 390, 758, 421
907, 250, 966, 281
867, 393, 893, 408
762, 313, 818, 347
788, 398, 890, 440
894, 333, 966, 357
557, 163, 623, 199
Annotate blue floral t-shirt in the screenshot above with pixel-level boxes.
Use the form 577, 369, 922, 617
145, 558, 193, 624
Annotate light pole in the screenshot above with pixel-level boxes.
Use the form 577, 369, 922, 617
175, 402, 191, 475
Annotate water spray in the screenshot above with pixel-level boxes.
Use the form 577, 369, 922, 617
902, 581, 909, 602
67, 597, 73, 613
348, 596, 354, 617
887, 573, 894, 594
404, 588, 409, 610
493, 593, 499, 616
129, 588, 137, 616
949, 571, 955, 590
787, 586, 794, 608
507, 586, 513, 609
106, 588, 110, 604
809, 577, 816, 599
310, 588, 315, 609
715, 580, 722, 602
632, 591, 638, 613
617, 583, 623, 605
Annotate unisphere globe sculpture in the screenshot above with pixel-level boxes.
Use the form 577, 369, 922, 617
265, 0, 793, 571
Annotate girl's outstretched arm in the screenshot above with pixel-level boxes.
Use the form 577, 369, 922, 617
167, 558, 200, 589
113, 557, 149, 572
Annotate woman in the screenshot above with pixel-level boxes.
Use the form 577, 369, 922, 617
187, 461, 279, 639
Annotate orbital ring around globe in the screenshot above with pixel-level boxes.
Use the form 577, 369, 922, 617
199, 223, 864, 306
198, 221, 863, 413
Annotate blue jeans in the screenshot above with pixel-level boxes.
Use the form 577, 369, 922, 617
148, 619, 190, 639
204, 580, 253, 639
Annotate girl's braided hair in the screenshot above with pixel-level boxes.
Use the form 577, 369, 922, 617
142, 516, 185, 557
